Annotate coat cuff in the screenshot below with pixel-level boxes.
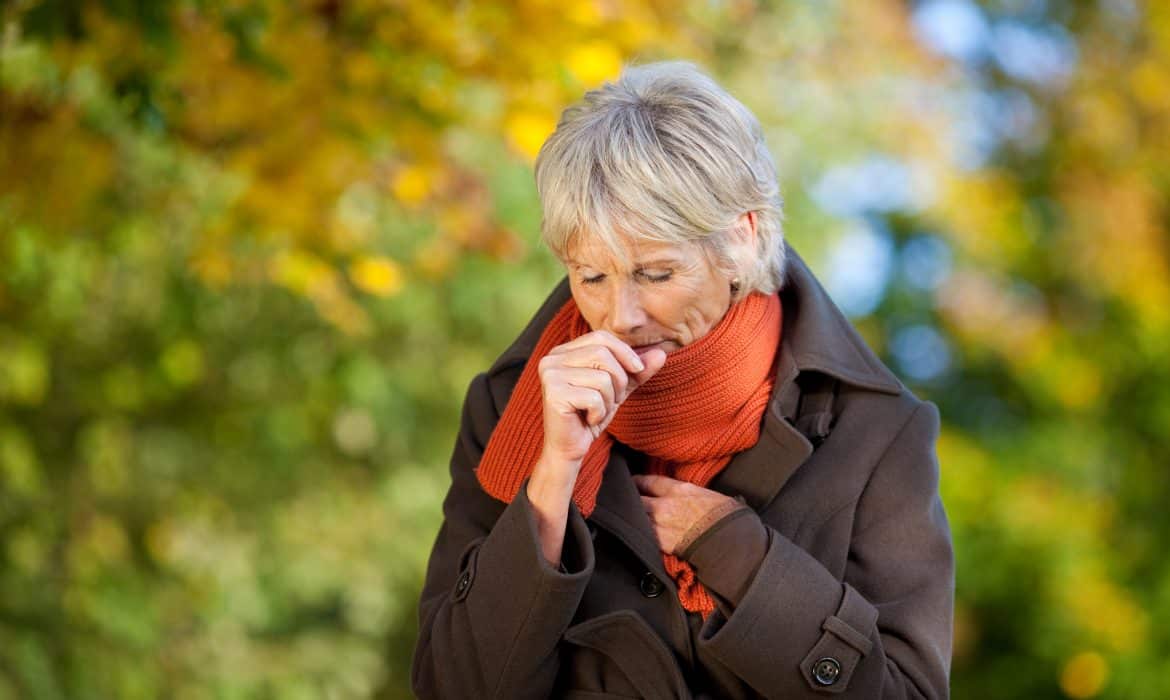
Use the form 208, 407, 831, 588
474, 476, 595, 590
451, 478, 595, 688
681, 505, 768, 608
696, 528, 878, 694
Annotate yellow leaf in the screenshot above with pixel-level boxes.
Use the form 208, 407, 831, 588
1130, 58, 1170, 112
506, 110, 557, 161
270, 250, 335, 297
190, 249, 233, 287
566, 40, 623, 86
1063, 567, 1148, 653
392, 166, 432, 206
1060, 652, 1108, 699
566, 0, 603, 27
349, 256, 406, 298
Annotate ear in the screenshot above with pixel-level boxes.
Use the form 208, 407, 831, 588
728, 212, 758, 266
732, 211, 758, 247
725, 212, 758, 298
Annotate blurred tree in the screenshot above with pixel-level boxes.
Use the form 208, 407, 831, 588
1, 0, 1168, 698
1, 1, 692, 697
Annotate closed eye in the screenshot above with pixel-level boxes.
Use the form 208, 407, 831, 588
581, 273, 606, 285
638, 270, 672, 283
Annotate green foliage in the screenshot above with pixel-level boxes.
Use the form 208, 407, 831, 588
3, 0, 1169, 698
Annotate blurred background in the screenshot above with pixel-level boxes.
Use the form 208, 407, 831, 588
1, 0, 1167, 697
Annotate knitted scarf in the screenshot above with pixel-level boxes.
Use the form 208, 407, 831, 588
476, 292, 781, 618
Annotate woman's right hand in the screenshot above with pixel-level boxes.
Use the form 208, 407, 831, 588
526, 331, 666, 566
537, 331, 667, 468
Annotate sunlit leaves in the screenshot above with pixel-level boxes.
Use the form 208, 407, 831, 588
4, 0, 1170, 698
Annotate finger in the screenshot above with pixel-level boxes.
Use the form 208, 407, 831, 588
632, 473, 683, 496
549, 330, 645, 375
550, 367, 618, 413
539, 358, 624, 416
639, 494, 657, 519
557, 385, 608, 428
551, 348, 630, 402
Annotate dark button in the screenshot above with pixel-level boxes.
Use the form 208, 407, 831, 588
454, 571, 472, 598
639, 571, 665, 598
812, 657, 842, 686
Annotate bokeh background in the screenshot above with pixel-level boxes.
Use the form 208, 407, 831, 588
1, 0, 1167, 697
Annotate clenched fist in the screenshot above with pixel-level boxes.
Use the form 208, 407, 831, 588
537, 330, 666, 466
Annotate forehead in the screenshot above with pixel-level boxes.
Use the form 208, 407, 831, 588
565, 236, 696, 269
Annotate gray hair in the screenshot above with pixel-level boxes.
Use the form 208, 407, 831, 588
534, 61, 786, 296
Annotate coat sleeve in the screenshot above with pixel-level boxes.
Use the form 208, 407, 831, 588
695, 401, 954, 699
411, 372, 596, 700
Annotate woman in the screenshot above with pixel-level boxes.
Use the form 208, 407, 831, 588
413, 62, 953, 699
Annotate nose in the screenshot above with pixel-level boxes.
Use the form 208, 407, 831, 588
608, 279, 647, 337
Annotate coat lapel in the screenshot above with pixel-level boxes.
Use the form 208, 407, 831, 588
588, 446, 672, 581
778, 247, 902, 396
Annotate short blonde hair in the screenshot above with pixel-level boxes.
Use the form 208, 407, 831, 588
534, 61, 786, 296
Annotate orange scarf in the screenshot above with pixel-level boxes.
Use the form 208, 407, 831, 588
477, 292, 781, 617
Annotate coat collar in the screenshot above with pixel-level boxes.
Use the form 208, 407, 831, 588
776, 245, 902, 396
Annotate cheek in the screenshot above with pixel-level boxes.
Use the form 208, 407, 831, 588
656, 288, 712, 330
679, 285, 730, 336
570, 288, 605, 329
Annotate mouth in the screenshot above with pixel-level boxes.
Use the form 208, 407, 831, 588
632, 341, 672, 355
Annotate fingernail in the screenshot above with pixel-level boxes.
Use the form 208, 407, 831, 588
634, 357, 645, 372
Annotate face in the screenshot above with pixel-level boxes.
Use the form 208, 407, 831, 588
565, 236, 733, 354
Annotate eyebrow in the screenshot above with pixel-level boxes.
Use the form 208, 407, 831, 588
566, 257, 680, 268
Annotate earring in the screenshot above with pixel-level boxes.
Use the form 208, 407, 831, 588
730, 278, 741, 294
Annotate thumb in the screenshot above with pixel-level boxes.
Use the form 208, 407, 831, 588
631, 473, 679, 496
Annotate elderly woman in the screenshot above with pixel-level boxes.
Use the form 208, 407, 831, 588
412, 62, 953, 699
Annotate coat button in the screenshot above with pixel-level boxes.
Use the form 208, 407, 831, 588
454, 571, 472, 598
639, 571, 665, 598
811, 657, 842, 686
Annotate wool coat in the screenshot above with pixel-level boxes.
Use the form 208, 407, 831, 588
412, 245, 954, 699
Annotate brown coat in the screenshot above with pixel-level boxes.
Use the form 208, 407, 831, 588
412, 246, 954, 699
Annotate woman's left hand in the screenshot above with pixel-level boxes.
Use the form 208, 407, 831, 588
633, 474, 740, 554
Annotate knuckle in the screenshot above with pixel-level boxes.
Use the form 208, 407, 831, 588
589, 345, 611, 365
